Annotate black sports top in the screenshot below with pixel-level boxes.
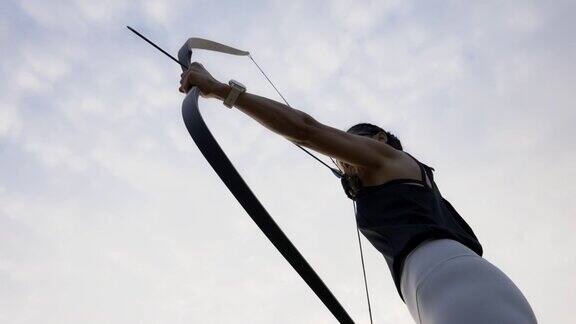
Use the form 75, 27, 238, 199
354, 152, 483, 301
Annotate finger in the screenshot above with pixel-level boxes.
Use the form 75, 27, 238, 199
180, 74, 189, 85
179, 84, 190, 93
179, 77, 189, 91
181, 73, 191, 87
180, 70, 190, 85
180, 82, 189, 93
190, 62, 206, 71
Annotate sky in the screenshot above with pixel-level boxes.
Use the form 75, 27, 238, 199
0, 0, 574, 323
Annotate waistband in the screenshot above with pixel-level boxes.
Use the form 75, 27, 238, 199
400, 239, 479, 297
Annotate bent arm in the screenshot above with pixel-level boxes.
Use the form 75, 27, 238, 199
210, 82, 393, 169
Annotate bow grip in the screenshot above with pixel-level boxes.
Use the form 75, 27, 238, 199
178, 41, 201, 102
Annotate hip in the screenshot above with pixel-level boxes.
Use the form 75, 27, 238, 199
400, 239, 537, 324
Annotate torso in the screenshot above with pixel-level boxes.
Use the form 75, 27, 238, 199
353, 148, 485, 301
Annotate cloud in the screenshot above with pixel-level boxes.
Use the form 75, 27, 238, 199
17, 0, 129, 29
142, 0, 170, 24
1, 0, 575, 323
0, 102, 22, 138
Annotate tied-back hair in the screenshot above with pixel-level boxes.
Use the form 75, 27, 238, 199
346, 123, 403, 151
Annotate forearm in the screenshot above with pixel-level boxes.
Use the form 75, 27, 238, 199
210, 81, 313, 142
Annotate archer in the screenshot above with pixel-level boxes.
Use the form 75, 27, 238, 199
179, 62, 538, 324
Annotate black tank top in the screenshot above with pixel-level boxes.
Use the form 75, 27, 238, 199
355, 152, 483, 301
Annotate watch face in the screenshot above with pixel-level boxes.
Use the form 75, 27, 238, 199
229, 79, 246, 90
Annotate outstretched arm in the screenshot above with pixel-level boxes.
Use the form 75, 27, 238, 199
213, 82, 313, 143
179, 63, 394, 169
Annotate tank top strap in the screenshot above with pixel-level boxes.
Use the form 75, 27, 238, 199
403, 152, 430, 190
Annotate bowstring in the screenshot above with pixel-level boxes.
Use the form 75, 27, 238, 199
248, 54, 374, 324
248, 54, 342, 176
355, 202, 374, 324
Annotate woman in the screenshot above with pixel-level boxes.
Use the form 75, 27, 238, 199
179, 63, 538, 324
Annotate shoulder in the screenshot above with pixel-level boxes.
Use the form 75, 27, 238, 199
300, 121, 396, 169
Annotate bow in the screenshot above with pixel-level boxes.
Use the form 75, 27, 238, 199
128, 26, 355, 323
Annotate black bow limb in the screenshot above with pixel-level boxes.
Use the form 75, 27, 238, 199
181, 88, 354, 323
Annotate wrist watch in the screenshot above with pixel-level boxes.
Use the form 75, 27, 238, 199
223, 79, 247, 108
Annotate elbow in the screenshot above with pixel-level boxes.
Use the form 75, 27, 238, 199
293, 113, 318, 144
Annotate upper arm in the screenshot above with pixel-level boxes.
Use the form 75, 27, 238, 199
294, 117, 396, 169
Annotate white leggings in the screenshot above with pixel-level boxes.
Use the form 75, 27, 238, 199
400, 239, 538, 324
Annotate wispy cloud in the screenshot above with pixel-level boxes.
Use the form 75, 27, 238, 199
1, 0, 574, 323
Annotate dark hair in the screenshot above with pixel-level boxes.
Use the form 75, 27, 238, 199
346, 123, 402, 150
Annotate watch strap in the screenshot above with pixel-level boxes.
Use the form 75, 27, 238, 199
223, 80, 246, 108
